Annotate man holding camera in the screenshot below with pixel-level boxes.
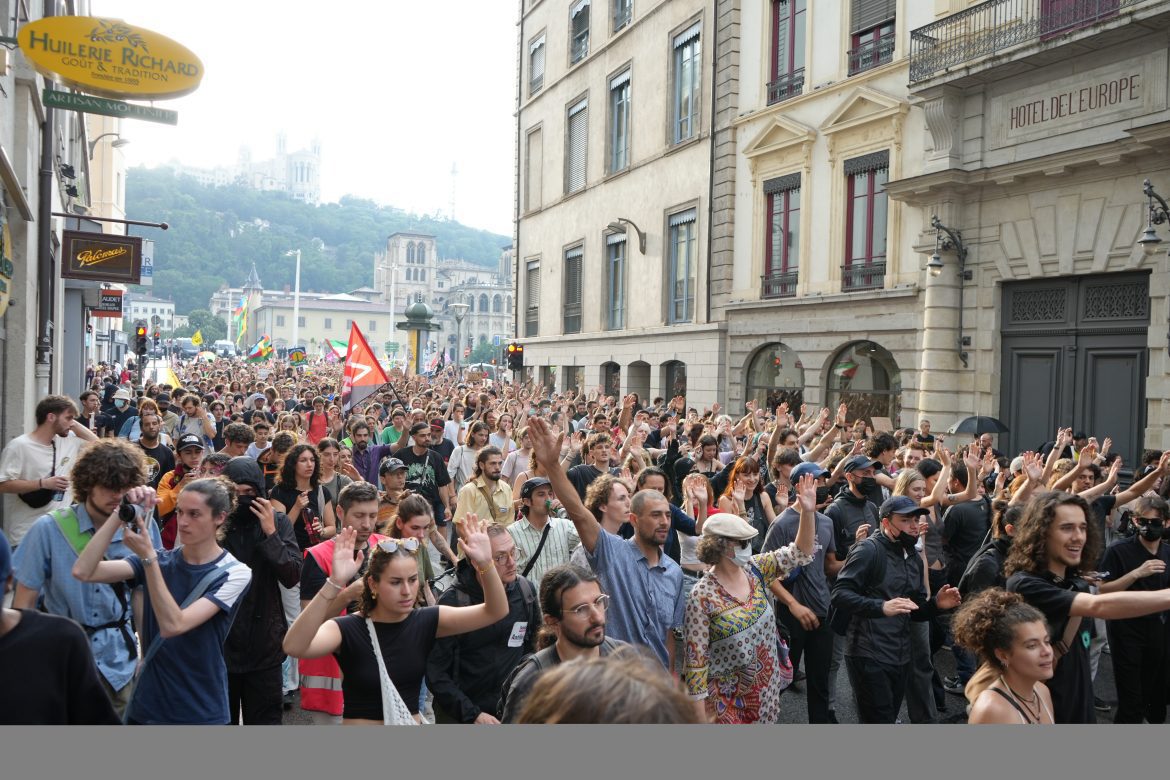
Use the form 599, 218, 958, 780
9, 439, 161, 717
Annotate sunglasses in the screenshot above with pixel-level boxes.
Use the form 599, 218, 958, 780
375, 537, 421, 555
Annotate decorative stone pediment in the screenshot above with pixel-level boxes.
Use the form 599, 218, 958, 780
820, 86, 908, 137
742, 115, 816, 159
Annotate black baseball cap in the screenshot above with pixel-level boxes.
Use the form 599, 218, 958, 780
842, 455, 880, 473
879, 495, 930, 519
379, 457, 407, 475
177, 433, 205, 451
520, 477, 552, 499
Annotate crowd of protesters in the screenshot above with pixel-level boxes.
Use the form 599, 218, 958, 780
2, 353, 1169, 725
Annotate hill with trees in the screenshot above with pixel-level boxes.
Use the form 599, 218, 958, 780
124, 166, 512, 314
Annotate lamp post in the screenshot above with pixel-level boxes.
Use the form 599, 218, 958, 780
88, 132, 130, 159
285, 249, 302, 351
929, 215, 972, 367
1138, 179, 1170, 256
606, 217, 647, 253
451, 300, 469, 374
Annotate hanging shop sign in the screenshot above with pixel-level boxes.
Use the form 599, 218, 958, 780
60, 230, 143, 283
92, 288, 124, 318
19, 16, 203, 100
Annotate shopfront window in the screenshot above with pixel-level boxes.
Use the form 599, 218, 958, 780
825, 340, 901, 427
745, 342, 804, 410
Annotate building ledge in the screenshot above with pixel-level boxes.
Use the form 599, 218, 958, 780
520, 320, 726, 346
724, 284, 921, 314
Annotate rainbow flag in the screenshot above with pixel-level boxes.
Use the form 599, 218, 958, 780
247, 334, 273, 362
233, 296, 249, 346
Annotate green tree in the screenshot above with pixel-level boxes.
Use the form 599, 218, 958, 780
469, 341, 500, 365
183, 308, 227, 343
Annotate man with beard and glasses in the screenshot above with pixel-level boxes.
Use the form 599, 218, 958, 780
1006, 490, 1170, 723
219, 457, 301, 724
528, 417, 684, 670
831, 496, 962, 723
426, 523, 541, 724
499, 564, 627, 722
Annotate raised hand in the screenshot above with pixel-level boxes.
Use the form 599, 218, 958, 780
795, 473, 818, 513
1022, 451, 1043, 482
330, 527, 363, 585
457, 513, 493, 568
527, 416, 564, 468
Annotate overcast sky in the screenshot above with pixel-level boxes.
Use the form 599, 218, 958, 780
94, 1, 518, 235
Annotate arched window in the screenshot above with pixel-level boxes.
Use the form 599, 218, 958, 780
662, 361, 687, 400
417, 245, 426, 264
825, 341, 902, 426
479, 294, 489, 312
407, 242, 416, 263
602, 362, 621, 398
627, 360, 650, 402
467, 297, 475, 313
506, 296, 513, 313
745, 342, 804, 410
493, 294, 502, 313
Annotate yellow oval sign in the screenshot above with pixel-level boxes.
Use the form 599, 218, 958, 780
19, 16, 203, 100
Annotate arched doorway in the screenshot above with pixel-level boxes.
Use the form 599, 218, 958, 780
628, 360, 650, 402
602, 361, 621, 399
744, 342, 804, 411
825, 341, 901, 427
662, 361, 687, 401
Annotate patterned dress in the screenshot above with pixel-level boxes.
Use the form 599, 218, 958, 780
683, 543, 814, 723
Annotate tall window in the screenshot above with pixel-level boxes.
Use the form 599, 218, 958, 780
324, 318, 332, 329
479, 293, 489, 311
843, 151, 889, 292
525, 126, 543, 212
763, 173, 800, 298
407, 242, 416, 263
417, 245, 426, 264
368, 320, 376, 332
769, 1, 806, 104
529, 35, 546, 96
297, 316, 306, 327
613, 0, 632, 31
668, 209, 697, 323
672, 24, 701, 144
848, 0, 895, 75
565, 98, 588, 194
570, 0, 590, 64
525, 260, 540, 337
493, 295, 502, 313
276, 315, 285, 327
606, 233, 626, 330
608, 70, 630, 173
563, 246, 583, 334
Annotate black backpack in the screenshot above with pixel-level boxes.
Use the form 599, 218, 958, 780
827, 536, 888, 636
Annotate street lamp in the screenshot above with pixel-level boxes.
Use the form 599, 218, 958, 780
606, 217, 646, 254
1138, 179, 1170, 256
88, 132, 130, 159
929, 214, 972, 368
285, 249, 302, 349
451, 300, 469, 373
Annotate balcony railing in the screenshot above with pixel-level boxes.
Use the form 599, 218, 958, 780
767, 68, 805, 105
848, 31, 896, 75
910, 0, 1142, 83
841, 261, 886, 292
761, 271, 799, 299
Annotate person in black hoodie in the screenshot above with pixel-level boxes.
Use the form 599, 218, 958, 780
426, 523, 541, 723
219, 456, 302, 725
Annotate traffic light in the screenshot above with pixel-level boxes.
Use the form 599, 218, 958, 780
134, 321, 148, 356
153, 330, 160, 347
506, 342, 524, 371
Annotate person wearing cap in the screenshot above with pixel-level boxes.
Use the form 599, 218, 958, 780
100, 387, 137, 438
760, 461, 842, 723
0, 530, 121, 724
509, 477, 580, 586
830, 495, 962, 723
155, 434, 207, 549
154, 392, 181, 440
375, 456, 409, 534
427, 418, 455, 464
826, 454, 881, 566
682, 474, 818, 723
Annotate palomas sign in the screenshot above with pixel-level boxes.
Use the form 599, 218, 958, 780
19, 16, 203, 100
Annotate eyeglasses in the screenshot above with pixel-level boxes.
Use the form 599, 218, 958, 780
492, 548, 522, 565
1136, 516, 1165, 525
565, 594, 610, 619
375, 537, 421, 555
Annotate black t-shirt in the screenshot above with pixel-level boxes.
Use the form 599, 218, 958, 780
397, 447, 451, 521
429, 438, 454, 464
242, 409, 275, 426
1006, 570, 1094, 724
300, 547, 370, 614
333, 607, 440, 719
271, 483, 325, 550
1088, 495, 1118, 567
941, 498, 991, 578
567, 464, 606, 499
137, 440, 175, 490
1100, 537, 1170, 630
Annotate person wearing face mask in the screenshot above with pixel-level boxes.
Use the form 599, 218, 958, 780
761, 462, 842, 723
830, 495, 962, 723
682, 481, 817, 724
100, 388, 137, 439
218, 457, 302, 724
1098, 495, 1170, 724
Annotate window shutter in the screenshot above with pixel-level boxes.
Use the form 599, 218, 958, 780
567, 100, 588, 193
526, 262, 540, 309
529, 37, 546, 92
674, 22, 701, 47
609, 70, 630, 90
763, 172, 801, 195
565, 248, 583, 307
851, 0, 895, 33
606, 232, 627, 246
843, 149, 889, 176
669, 208, 697, 227
526, 128, 543, 211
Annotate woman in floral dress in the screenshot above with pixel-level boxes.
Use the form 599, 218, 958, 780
683, 474, 819, 723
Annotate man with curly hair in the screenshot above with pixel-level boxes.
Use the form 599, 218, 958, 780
10, 439, 161, 717
1005, 489, 1170, 723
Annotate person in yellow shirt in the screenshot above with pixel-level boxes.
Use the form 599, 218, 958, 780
453, 447, 514, 528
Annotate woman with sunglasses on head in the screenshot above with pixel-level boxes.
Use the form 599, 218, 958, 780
283, 513, 508, 725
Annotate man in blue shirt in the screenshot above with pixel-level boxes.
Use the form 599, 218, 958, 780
528, 417, 685, 670
11, 439, 162, 718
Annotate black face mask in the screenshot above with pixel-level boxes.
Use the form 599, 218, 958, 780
234, 494, 258, 520
854, 476, 877, 494
893, 529, 919, 551
1136, 523, 1164, 542
815, 486, 833, 505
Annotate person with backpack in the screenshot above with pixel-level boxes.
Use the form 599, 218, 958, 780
499, 564, 628, 723
830, 495, 962, 723
10, 439, 162, 718
71, 476, 253, 724
425, 522, 542, 723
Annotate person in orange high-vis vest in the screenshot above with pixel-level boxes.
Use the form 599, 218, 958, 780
297, 481, 386, 723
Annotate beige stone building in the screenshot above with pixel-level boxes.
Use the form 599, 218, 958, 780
513, 0, 727, 405
250, 293, 396, 357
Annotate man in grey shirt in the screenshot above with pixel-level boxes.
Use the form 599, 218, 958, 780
762, 461, 840, 723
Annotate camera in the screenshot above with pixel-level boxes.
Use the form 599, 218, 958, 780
118, 496, 143, 533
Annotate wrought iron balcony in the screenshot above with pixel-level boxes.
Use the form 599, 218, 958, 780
910, 0, 1144, 83
767, 69, 805, 105
848, 31, 896, 75
761, 271, 799, 299
841, 261, 886, 292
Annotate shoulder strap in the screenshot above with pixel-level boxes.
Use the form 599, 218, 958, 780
521, 522, 553, 579
475, 482, 509, 524
514, 573, 536, 605
988, 687, 1031, 723
50, 507, 90, 557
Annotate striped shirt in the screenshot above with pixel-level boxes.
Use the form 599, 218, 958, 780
508, 516, 580, 586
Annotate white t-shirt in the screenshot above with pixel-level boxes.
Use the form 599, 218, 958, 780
0, 433, 86, 545
245, 441, 272, 459
501, 449, 530, 486
443, 420, 466, 449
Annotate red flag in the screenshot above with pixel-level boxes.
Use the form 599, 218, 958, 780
341, 322, 388, 413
